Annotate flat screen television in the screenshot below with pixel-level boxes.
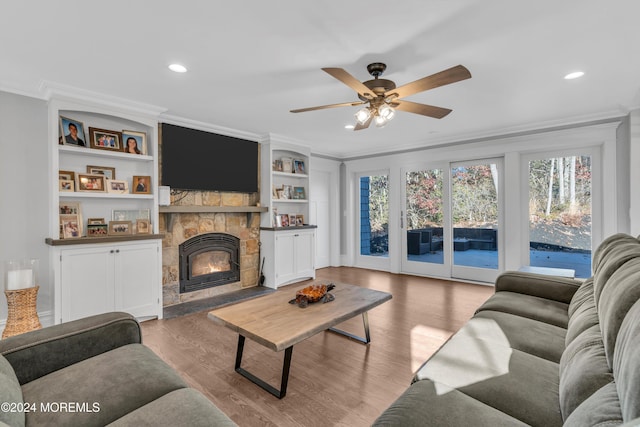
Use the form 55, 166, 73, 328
160, 123, 259, 193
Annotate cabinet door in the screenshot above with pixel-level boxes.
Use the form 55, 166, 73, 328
275, 233, 297, 284
114, 242, 160, 318
294, 231, 315, 276
60, 247, 114, 322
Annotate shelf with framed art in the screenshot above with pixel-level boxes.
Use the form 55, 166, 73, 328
46, 92, 163, 323
260, 138, 316, 288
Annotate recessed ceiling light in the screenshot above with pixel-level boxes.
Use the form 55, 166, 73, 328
344, 124, 355, 130
168, 64, 187, 73
564, 71, 584, 80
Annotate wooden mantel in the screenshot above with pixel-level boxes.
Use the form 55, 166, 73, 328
159, 205, 268, 231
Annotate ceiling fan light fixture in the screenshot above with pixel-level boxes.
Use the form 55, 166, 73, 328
355, 107, 371, 125
378, 104, 395, 121
374, 115, 388, 128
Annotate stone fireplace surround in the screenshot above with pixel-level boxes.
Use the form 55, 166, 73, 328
160, 191, 261, 307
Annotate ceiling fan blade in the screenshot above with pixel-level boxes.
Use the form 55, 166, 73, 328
354, 115, 373, 131
393, 100, 452, 119
322, 68, 375, 99
290, 100, 365, 113
386, 65, 471, 100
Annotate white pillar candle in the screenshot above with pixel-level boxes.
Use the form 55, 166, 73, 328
7, 269, 33, 290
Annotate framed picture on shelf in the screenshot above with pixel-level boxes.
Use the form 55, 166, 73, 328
88, 127, 123, 151
59, 116, 87, 147
112, 209, 150, 222
59, 170, 75, 181
87, 224, 108, 237
295, 214, 304, 226
77, 173, 106, 192
281, 157, 293, 173
109, 221, 132, 235
281, 185, 292, 199
136, 219, 151, 234
59, 201, 81, 216
107, 179, 129, 194
289, 214, 297, 226
87, 217, 105, 225
293, 159, 305, 174
122, 130, 147, 155
132, 175, 151, 194
86, 165, 116, 180
273, 159, 283, 172
293, 186, 306, 200
280, 214, 290, 227
60, 214, 81, 239
59, 179, 74, 192
275, 214, 283, 228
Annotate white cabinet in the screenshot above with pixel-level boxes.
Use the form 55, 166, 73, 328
56, 241, 161, 323
260, 228, 316, 288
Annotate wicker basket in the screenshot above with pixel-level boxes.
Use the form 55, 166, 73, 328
2, 286, 42, 339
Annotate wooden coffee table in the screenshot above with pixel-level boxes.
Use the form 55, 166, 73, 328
207, 282, 392, 398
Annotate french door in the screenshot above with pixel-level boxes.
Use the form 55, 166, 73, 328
401, 158, 503, 283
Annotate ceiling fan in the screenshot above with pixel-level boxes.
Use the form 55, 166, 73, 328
290, 63, 471, 130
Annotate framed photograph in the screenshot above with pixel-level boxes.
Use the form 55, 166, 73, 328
107, 179, 129, 194
59, 170, 76, 181
86, 165, 116, 180
293, 186, 306, 200
295, 214, 304, 226
59, 202, 80, 216
281, 157, 293, 173
122, 130, 147, 155
59, 179, 75, 192
60, 214, 81, 238
87, 224, 108, 237
293, 159, 306, 174
136, 219, 151, 234
289, 214, 297, 226
109, 221, 132, 235
59, 116, 87, 147
281, 185, 292, 199
273, 159, 283, 172
132, 175, 151, 194
112, 209, 150, 222
88, 127, 123, 151
77, 173, 106, 192
87, 218, 105, 225
280, 214, 290, 227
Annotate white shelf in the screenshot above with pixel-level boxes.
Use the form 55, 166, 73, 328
272, 171, 308, 179
59, 145, 153, 162
59, 192, 154, 200
273, 199, 307, 203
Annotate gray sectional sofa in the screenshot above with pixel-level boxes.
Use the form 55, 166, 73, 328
0, 311, 236, 426
374, 233, 640, 426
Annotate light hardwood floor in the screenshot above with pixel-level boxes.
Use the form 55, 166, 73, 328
141, 267, 494, 427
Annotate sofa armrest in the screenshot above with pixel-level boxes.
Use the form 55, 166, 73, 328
0, 312, 141, 385
495, 271, 582, 304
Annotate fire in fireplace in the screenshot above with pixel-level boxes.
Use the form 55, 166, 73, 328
179, 233, 240, 293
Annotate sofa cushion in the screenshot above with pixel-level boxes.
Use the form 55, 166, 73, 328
565, 286, 599, 346
567, 278, 594, 318
0, 355, 24, 427
21, 344, 188, 426
597, 257, 640, 369
593, 236, 640, 307
475, 291, 569, 328
591, 233, 639, 277
414, 333, 563, 426
372, 379, 528, 427
106, 388, 236, 426
563, 382, 623, 427
613, 299, 640, 421
559, 324, 612, 420
460, 311, 566, 362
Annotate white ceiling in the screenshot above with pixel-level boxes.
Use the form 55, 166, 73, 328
2, 1, 639, 158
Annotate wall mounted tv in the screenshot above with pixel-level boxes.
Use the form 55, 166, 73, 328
160, 123, 259, 193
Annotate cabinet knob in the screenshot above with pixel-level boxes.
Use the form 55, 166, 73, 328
115, 249, 120, 253
110, 250, 114, 254
294, 234, 299, 237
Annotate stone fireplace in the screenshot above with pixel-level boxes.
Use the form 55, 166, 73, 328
160, 191, 261, 307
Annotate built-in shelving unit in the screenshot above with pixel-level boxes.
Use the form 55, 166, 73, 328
259, 139, 316, 288
46, 91, 164, 323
